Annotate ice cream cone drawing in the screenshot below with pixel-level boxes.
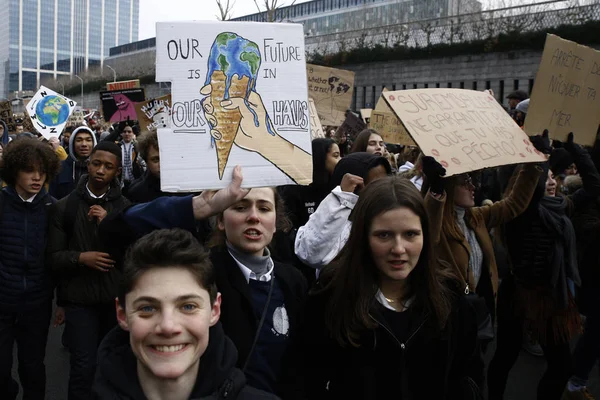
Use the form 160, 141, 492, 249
203, 32, 260, 179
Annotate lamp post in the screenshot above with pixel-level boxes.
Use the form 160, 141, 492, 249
74, 75, 83, 108
105, 65, 117, 82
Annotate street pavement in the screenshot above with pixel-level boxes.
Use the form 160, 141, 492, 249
12, 303, 600, 399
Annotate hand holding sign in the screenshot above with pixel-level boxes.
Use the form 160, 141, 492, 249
422, 156, 447, 194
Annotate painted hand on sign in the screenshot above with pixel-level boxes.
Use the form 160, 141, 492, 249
201, 83, 312, 185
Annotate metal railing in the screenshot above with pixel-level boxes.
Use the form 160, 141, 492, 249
305, 0, 600, 54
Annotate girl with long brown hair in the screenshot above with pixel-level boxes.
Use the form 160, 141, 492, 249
295, 176, 484, 399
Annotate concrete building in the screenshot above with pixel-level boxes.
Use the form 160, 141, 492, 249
0, 0, 140, 98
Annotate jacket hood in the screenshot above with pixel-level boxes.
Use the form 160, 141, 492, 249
329, 152, 391, 191
398, 161, 414, 173
69, 126, 97, 161
0, 120, 9, 146
94, 323, 246, 399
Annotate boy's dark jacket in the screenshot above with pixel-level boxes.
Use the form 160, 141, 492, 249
0, 186, 55, 312
47, 176, 129, 306
93, 323, 279, 399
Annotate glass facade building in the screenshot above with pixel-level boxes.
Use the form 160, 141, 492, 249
0, 0, 139, 98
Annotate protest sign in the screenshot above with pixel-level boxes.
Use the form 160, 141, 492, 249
25, 86, 77, 139
369, 110, 415, 146
0, 101, 16, 132
307, 63, 355, 127
308, 98, 325, 139
100, 88, 145, 123
525, 35, 600, 146
106, 79, 140, 91
383, 88, 546, 176
156, 21, 312, 191
68, 109, 87, 126
360, 108, 372, 124
135, 95, 172, 135
335, 111, 366, 140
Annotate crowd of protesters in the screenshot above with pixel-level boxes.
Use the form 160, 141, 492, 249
0, 89, 599, 400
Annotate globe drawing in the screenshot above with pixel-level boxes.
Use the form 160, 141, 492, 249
35, 95, 70, 126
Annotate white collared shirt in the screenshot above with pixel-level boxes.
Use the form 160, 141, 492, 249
228, 250, 275, 284
376, 290, 414, 312
86, 183, 108, 199
19, 193, 37, 203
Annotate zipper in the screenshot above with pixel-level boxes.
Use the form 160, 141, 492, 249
369, 311, 429, 351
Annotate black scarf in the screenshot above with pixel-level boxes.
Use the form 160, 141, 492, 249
538, 195, 580, 308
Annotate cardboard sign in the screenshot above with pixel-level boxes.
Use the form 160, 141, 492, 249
360, 108, 372, 124
369, 110, 415, 146
25, 86, 77, 139
100, 88, 145, 123
156, 21, 313, 191
307, 63, 355, 127
308, 98, 324, 139
525, 35, 600, 146
135, 95, 172, 135
106, 79, 141, 91
335, 111, 366, 140
68, 110, 87, 126
0, 101, 16, 133
384, 88, 546, 176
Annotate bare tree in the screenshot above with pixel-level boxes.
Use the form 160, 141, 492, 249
215, 0, 236, 21
253, 0, 297, 22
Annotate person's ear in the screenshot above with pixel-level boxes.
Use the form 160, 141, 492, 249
210, 293, 222, 326
116, 297, 130, 331
217, 214, 225, 231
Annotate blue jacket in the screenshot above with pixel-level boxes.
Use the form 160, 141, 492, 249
0, 186, 55, 312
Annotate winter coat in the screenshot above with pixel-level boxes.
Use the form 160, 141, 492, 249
49, 127, 98, 200
0, 187, 55, 312
425, 163, 542, 319
294, 284, 483, 400
93, 323, 280, 400
47, 176, 129, 306
126, 170, 188, 203
278, 183, 330, 229
117, 141, 143, 182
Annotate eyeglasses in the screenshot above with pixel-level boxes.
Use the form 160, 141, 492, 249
458, 174, 480, 190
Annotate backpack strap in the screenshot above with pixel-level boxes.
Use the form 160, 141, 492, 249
63, 192, 80, 241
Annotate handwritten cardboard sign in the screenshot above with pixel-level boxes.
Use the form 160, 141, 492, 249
360, 108, 372, 124
26, 86, 77, 139
68, 109, 87, 126
156, 21, 313, 191
335, 111, 366, 140
0, 101, 15, 133
308, 98, 325, 139
525, 34, 600, 146
135, 95, 172, 135
307, 63, 355, 127
384, 88, 546, 176
369, 110, 415, 146
100, 88, 146, 123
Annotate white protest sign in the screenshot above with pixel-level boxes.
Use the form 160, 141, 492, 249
525, 34, 600, 146
26, 86, 76, 139
156, 21, 312, 191
384, 88, 546, 176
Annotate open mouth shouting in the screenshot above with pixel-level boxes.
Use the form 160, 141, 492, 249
243, 228, 263, 241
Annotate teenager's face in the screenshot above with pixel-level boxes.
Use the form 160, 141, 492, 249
545, 170, 557, 197
88, 150, 120, 187
218, 188, 277, 257
122, 127, 134, 143
117, 267, 221, 380
74, 133, 94, 158
325, 143, 341, 176
15, 125, 23, 134
366, 134, 385, 156
15, 166, 46, 199
369, 206, 424, 283
565, 163, 577, 176
453, 175, 476, 208
62, 131, 72, 147
146, 146, 160, 178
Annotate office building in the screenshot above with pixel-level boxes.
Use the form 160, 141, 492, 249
0, 0, 139, 98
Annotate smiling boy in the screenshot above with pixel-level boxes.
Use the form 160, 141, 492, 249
93, 228, 278, 400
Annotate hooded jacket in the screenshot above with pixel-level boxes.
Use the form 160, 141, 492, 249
0, 120, 9, 146
47, 175, 129, 306
93, 323, 279, 400
49, 126, 98, 199
295, 153, 391, 268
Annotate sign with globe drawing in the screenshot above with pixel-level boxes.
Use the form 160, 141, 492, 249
26, 86, 77, 139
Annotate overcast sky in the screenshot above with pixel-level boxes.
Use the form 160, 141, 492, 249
138, 0, 311, 40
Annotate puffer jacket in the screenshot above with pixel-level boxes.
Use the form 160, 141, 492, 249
0, 186, 55, 312
47, 176, 129, 306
